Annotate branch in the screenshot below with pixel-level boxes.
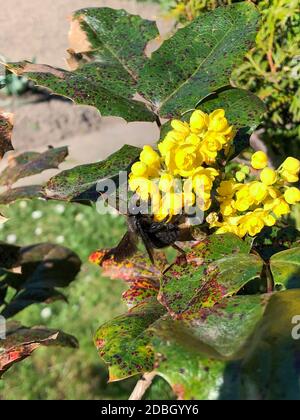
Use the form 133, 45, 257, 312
129, 372, 156, 400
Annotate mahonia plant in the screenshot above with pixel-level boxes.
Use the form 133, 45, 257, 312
1, 3, 300, 400
158, 0, 300, 158
129, 109, 300, 238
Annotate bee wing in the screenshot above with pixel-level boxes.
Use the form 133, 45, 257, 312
101, 230, 139, 264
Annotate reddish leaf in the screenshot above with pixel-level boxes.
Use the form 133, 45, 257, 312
0, 321, 78, 377
89, 250, 167, 307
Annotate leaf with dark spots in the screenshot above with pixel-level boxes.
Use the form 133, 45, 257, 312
179, 294, 271, 358
6, 60, 156, 123
0, 321, 78, 378
0, 111, 14, 159
122, 282, 158, 309
0, 242, 81, 318
94, 294, 269, 399
270, 247, 300, 290
70, 7, 159, 78
150, 316, 227, 400
159, 234, 263, 317
147, 294, 269, 399
94, 300, 166, 381
0, 147, 68, 187
0, 185, 44, 205
138, 3, 260, 117
44, 144, 140, 202
183, 233, 252, 263
199, 88, 266, 132
90, 250, 167, 307
158, 88, 265, 157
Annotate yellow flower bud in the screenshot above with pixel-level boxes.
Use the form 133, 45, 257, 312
235, 171, 246, 182
189, 110, 208, 132
140, 145, 160, 166
263, 213, 276, 227
174, 144, 199, 177
131, 161, 148, 177
158, 137, 176, 157
282, 157, 300, 174
185, 133, 201, 146
272, 198, 290, 217
170, 119, 190, 135
281, 170, 299, 183
220, 199, 235, 216
183, 192, 196, 207
217, 180, 238, 197
260, 168, 277, 185
162, 192, 183, 215
154, 208, 169, 222
208, 109, 229, 132
284, 187, 300, 205
249, 182, 268, 203
251, 151, 268, 170
158, 173, 174, 192
193, 174, 213, 192
235, 198, 251, 212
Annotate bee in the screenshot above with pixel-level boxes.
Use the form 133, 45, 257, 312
100, 200, 200, 265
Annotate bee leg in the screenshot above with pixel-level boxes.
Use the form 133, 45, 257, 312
135, 220, 155, 265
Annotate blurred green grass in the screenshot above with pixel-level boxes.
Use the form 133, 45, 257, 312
0, 199, 173, 400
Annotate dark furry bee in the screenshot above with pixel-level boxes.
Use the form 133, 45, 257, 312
101, 210, 195, 265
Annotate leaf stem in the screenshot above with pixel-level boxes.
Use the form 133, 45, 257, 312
155, 115, 162, 129
129, 372, 156, 400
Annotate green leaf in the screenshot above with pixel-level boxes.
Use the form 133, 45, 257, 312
6, 54, 155, 123
178, 295, 271, 358
148, 295, 270, 399
0, 321, 78, 378
1, 243, 81, 318
159, 234, 263, 317
199, 88, 266, 131
69, 7, 159, 78
270, 247, 300, 290
0, 185, 43, 205
0, 111, 14, 159
0, 147, 68, 187
94, 294, 270, 399
94, 299, 165, 381
44, 145, 140, 202
138, 3, 260, 117
150, 317, 227, 400
158, 88, 265, 159
239, 290, 300, 400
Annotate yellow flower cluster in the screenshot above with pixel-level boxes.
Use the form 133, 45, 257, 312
129, 108, 300, 238
207, 152, 300, 237
129, 109, 234, 221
